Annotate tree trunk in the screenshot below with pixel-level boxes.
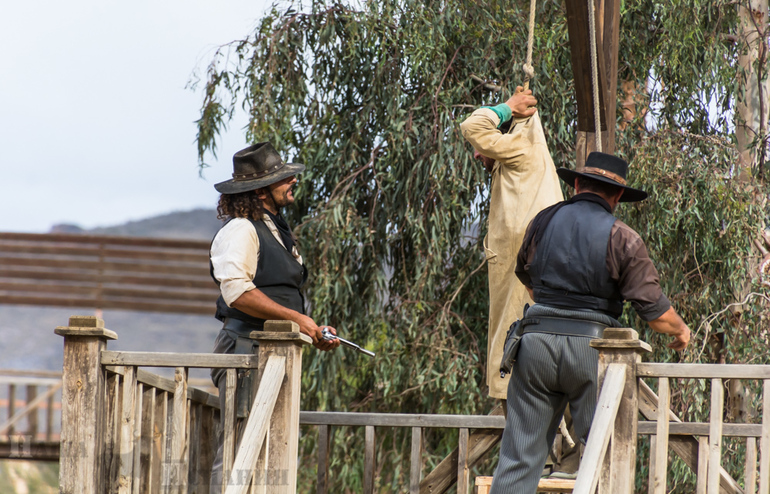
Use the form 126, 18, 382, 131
736, 0, 770, 179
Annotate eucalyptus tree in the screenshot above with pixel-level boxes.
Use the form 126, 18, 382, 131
195, 0, 768, 490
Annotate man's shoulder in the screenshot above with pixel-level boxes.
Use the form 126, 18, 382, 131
216, 217, 259, 239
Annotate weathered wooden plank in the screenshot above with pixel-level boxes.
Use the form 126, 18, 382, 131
457, 428, 469, 494
0, 255, 212, 277
648, 435, 657, 494
637, 421, 763, 437
708, 379, 725, 494
0, 242, 209, 262
102, 351, 259, 369
536, 478, 577, 492
364, 425, 375, 494
572, 363, 626, 494
0, 268, 214, 289
169, 367, 188, 494
300, 412, 506, 429
0, 231, 210, 249
0, 376, 64, 386
105, 371, 122, 494
410, 426, 422, 494
225, 355, 285, 494
131, 383, 144, 494
0, 282, 216, 302
221, 368, 237, 494
5, 295, 214, 315
139, 387, 155, 494
697, 436, 709, 494
118, 366, 137, 494
317, 424, 330, 494
638, 363, 770, 379
198, 405, 216, 493
151, 391, 168, 494
760, 379, 770, 494
746, 437, 757, 494
187, 403, 201, 492
653, 378, 670, 494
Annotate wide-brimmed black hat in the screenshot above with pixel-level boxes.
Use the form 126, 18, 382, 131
214, 142, 306, 194
556, 152, 648, 202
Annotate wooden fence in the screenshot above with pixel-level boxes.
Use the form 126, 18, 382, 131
54, 316, 770, 493
0, 369, 63, 460
0, 232, 218, 314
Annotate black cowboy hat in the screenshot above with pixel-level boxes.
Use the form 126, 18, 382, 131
556, 152, 648, 202
214, 142, 306, 194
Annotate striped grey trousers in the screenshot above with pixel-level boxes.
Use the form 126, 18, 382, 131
490, 333, 599, 494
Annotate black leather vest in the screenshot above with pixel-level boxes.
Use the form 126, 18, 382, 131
529, 197, 624, 317
211, 219, 308, 327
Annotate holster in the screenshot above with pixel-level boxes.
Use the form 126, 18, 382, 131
234, 336, 258, 419
499, 303, 529, 378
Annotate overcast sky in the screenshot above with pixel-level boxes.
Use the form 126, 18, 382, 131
1, 0, 278, 233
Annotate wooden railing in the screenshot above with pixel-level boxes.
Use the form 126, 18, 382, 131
54, 315, 770, 493
570, 328, 770, 494
0, 232, 218, 314
0, 369, 63, 460
56, 315, 309, 494
300, 411, 506, 494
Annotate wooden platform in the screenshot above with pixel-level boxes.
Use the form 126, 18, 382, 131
475, 475, 575, 493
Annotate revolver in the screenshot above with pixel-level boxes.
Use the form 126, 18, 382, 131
322, 328, 375, 357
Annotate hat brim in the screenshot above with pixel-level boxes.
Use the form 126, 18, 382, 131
556, 168, 648, 202
214, 163, 306, 194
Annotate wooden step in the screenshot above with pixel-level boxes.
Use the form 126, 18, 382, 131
474, 475, 575, 493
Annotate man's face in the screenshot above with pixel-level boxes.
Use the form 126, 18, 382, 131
267, 175, 298, 208
473, 149, 496, 173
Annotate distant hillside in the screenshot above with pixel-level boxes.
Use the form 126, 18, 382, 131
50, 208, 222, 240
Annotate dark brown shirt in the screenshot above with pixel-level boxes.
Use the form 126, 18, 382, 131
515, 194, 670, 321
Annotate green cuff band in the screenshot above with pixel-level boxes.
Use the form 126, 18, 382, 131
481, 103, 512, 128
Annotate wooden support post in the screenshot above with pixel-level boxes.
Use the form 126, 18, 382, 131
250, 320, 312, 494
590, 328, 652, 494
565, 0, 621, 167
55, 315, 118, 494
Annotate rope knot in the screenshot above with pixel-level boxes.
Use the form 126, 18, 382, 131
522, 63, 535, 80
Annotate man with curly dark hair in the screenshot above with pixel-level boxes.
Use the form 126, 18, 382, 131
208, 142, 339, 490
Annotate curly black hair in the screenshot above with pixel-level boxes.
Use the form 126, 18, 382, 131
216, 190, 265, 221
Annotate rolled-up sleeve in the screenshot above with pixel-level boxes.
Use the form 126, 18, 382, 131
608, 221, 671, 321
210, 218, 260, 307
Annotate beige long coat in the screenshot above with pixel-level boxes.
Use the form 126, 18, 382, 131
460, 109, 563, 398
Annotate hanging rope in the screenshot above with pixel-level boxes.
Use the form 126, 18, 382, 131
586, 0, 603, 152
522, 0, 537, 91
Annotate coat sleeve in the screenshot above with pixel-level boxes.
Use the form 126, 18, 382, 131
460, 108, 532, 166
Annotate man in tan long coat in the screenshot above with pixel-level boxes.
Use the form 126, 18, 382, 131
460, 88, 563, 399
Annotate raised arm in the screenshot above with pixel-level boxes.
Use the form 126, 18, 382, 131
459, 87, 538, 163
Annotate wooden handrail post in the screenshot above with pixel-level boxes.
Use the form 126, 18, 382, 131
589, 328, 651, 493
250, 320, 311, 493
55, 315, 118, 494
